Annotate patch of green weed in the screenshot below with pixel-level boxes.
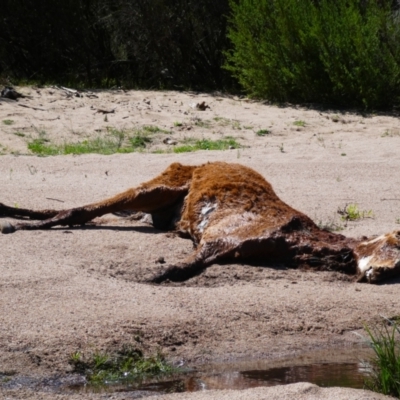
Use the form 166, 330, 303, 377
141, 125, 169, 134
14, 131, 25, 137
174, 138, 240, 153
382, 129, 400, 137
28, 129, 152, 156
213, 116, 230, 126
293, 120, 306, 127
231, 120, 241, 130
194, 119, 212, 129
2, 119, 14, 125
362, 319, 400, 397
256, 129, 271, 136
337, 203, 373, 221
129, 134, 152, 149
69, 345, 177, 385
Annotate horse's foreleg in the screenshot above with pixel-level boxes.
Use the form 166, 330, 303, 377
148, 238, 238, 283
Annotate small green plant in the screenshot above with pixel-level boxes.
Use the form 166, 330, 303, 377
0, 143, 7, 154
2, 119, 14, 125
396, 218, 400, 224
194, 119, 212, 129
382, 129, 400, 137
337, 203, 373, 221
142, 125, 169, 134
14, 131, 25, 137
174, 138, 240, 153
256, 129, 271, 136
231, 120, 241, 130
173, 121, 183, 127
129, 134, 152, 149
213, 116, 230, 126
362, 319, 400, 397
293, 120, 306, 127
317, 218, 344, 232
68, 345, 178, 385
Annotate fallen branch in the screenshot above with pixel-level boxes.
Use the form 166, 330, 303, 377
96, 108, 115, 114
18, 103, 46, 111
46, 197, 65, 203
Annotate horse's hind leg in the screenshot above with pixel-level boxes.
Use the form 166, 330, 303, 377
0, 202, 59, 220
0, 163, 196, 234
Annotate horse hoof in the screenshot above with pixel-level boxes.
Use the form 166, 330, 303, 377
0, 221, 15, 234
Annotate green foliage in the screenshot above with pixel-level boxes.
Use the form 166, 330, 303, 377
0, 0, 233, 90
2, 120, 14, 125
256, 129, 270, 136
363, 320, 400, 397
337, 203, 373, 221
226, 0, 400, 109
293, 120, 306, 127
142, 125, 169, 134
194, 119, 212, 129
174, 138, 240, 153
27, 129, 152, 156
69, 345, 177, 385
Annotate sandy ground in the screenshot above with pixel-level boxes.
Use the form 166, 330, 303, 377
0, 87, 400, 399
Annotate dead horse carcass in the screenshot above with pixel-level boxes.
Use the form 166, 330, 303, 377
1, 162, 399, 283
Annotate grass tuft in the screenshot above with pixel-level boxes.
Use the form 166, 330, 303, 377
256, 129, 271, 136
337, 203, 373, 221
173, 138, 240, 153
69, 345, 178, 385
363, 320, 400, 397
27, 129, 152, 156
293, 120, 306, 127
141, 125, 170, 134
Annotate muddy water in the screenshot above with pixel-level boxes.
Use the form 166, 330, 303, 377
76, 347, 374, 394
1, 347, 374, 394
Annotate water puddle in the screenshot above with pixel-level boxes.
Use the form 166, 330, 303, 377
70, 346, 373, 394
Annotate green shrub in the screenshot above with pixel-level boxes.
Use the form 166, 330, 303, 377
226, 0, 400, 109
69, 345, 177, 385
364, 320, 400, 397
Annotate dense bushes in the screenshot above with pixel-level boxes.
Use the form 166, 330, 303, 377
0, 0, 113, 86
1, 0, 400, 109
226, 0, 400, 109
0, 0, 232, 90
99, 0, 232, 89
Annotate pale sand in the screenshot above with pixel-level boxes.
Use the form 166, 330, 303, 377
0, 87, 399, 399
